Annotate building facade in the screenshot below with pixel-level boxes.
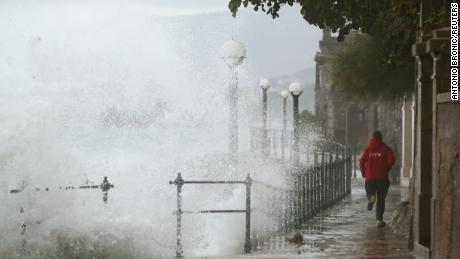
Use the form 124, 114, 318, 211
315, 30, 392, 147
314, 28, 368, 150
410, 25, 460, 259
314, 28, 403, 182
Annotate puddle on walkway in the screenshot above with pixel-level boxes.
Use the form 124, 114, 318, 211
253, 180, 414, 258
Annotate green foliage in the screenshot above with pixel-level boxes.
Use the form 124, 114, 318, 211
227, 0, 451, 99
229, 0, 365, 39
332, 34, 414, 101
425, 6, 450, 29
228, 0, 426, 64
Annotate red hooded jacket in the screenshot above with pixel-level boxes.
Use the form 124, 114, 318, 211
359, 138, 395, 180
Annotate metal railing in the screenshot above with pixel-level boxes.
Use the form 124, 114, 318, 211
250, 147, 352, 249
8, 176, 115, 257
167, 148, 352, 257
169, 173, 252, 258
168, 142, 352, 257
9, 176, 115, 205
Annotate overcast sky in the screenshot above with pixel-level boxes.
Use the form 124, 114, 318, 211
145, 0, 322, 76
0, 0, 231, 16
0, 0, 321, 75
139, 0, 231, 15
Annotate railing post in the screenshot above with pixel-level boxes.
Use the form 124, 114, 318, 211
344, 147, 347, 196
288, 168, 294, 230
327, 152, 331, 207
291, 171, 296, 228
305, 170, 309, 219
329, 152, 333, 205
335, 148, 339, 202
308, 168, 315, 217
353, 149, 357, 179
338, 148, 342, 198
244, 174, 252, 254
290, 188, 295, 229
314, 161, 321, 213
345, 147, 349, 194
312, 167, 317, 214
346, 148, 349, 193
169, 173, 184, 258
101, 176, 114, 204
348, 147, 351, 193
302, 169, 307, 222
340, 147, 347, 198
314, 151, 318, 167
348, 147, 352, 194
320, 152, 324, 210
299, 170, 303, 226
294, 171, 298, 226
331, 152, 335, 203
298, 171, 303, 225
323, 153, 327, 206
306, 169, 310, 219
325, 153, 334, 206
319, 155, 327, 209
337, 148, 341, 202
345, 148, 348, 195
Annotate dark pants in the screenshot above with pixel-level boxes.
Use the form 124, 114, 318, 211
365, 179, 390, 221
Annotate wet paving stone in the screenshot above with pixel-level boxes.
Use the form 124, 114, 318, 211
252, 179, 414, 258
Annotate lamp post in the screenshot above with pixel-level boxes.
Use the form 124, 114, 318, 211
289, 82, 303, 166
280, 90, 289, 160
260, 79, 270, 156
220, 40, 246, 166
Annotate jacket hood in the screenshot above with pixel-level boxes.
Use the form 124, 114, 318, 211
367, 138, 384, 151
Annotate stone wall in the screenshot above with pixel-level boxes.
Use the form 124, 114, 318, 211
411, 26, 460, 258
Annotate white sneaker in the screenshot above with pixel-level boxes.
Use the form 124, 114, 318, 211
376, 220, 386, 228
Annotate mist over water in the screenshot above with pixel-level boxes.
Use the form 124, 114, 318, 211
0, 2, 294, 258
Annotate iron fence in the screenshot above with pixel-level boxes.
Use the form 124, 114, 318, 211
250, 147, 352, 248
168, 173, 252, 258
168, 146, 352, 257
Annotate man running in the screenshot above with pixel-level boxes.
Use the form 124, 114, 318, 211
359, 131, 395, 228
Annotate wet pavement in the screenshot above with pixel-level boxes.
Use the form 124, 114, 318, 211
192, 179, 413, 259
249, 178, 413, 258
